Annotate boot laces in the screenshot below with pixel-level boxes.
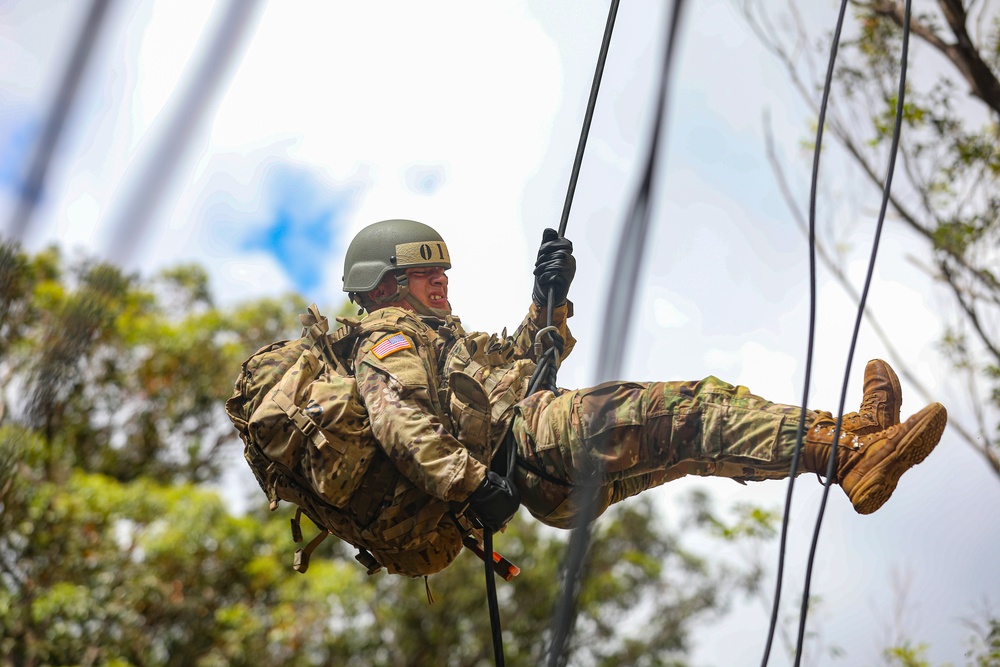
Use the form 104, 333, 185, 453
857, 390, 884, 423
812, 423, 864, 451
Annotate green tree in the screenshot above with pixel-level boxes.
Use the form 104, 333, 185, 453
0, 244, 762, 665
965, 616, 1000, 667
879, 615, 1000, 667
0, 244, 306, 483
743, 0, 1000, 477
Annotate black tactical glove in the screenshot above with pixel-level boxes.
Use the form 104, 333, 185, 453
532, 228, 576, 307
466, 471, 520, 532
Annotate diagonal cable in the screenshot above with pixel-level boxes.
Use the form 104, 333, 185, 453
758, 0, 849, 662
545, 1, 687, 664
759, 1, 914, 664
101, 0, 266, 269
593, 0, 685, 385
5, 0, 115, 244
557, 0, 621, 239
793, 2, 912, 664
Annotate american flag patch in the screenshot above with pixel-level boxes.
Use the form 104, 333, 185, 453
371, 333, 413, 359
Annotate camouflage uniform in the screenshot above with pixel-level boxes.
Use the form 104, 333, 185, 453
353, 302, 816, 547
351, 302, 575, 574
511, 377, 813, 529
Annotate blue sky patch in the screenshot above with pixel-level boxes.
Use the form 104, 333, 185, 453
238, 162, 361, 296
0, 113, 37, 195
404, 163, 447, 195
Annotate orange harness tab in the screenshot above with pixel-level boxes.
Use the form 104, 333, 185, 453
463, 536, 520, 582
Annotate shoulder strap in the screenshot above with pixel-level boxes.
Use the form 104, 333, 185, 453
350, 309, 433, 344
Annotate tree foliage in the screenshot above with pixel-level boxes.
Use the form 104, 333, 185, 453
0, 243, 762, 666
0, 243, 304, 484
743, 0, 1000, 477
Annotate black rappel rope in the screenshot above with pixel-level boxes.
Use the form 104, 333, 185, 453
758, 0, 849, 661
545, 1, 687, 666
760, 1, 913, 665
483, 516, 504, 666
526, 0, 623, 398
483, 2, 623, 666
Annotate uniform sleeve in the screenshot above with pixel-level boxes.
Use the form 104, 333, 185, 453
355, 333, 487, 502
510, 300, 576, 362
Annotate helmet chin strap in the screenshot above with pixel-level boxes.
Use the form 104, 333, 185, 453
402, 293, 452, 319
397, 273, 451, 318
367, 273, 450, 319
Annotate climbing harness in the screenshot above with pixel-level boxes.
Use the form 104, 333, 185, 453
759, 1, 914, 665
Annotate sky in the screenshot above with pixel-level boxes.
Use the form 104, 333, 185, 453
2, 1, 998, 665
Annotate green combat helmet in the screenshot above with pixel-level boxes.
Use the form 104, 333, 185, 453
343, 219, 452, 316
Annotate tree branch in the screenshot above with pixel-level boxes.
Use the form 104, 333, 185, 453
762, 111, 1000, 478
939, 260, 1000, 361
860, 0, 1000, 114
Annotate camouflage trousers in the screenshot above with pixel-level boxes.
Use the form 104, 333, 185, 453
510, 376, 818, 529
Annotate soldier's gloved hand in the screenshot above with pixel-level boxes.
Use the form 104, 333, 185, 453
466, 471, 520, 532
532, 228, 576, 307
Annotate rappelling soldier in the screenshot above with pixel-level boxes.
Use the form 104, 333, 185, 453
339, 218, 947, 572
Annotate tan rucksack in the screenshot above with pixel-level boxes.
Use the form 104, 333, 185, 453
225, 305, 464, 577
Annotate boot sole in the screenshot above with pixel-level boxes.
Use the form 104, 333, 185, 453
851, 402, 947, 515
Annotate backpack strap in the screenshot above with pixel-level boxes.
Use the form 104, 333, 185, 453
299, 303, 328, 338
298, 304, 339, 365
293, 529, 329, 573
354, 548, 383, 576
297, 303, 367, 376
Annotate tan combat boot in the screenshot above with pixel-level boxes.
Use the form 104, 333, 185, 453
802, 402, 947, 515
838, 359, 902, 435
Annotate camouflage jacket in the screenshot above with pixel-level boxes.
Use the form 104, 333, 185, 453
346, 302, 574, 574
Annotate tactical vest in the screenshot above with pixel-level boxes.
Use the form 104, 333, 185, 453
355, 310, 547, 578
442, 330, 537, 465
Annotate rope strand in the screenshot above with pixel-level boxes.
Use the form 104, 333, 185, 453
546, 2, 688, 664
794, 3, 912, 665
760, 2, 913, 664
759, 0, 850, 661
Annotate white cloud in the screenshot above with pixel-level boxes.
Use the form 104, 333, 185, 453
652, 294, 689, 329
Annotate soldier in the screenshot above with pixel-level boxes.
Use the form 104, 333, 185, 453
341, 218, 947, 569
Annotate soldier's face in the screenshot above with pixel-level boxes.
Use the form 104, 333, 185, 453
406, 267, 450, 313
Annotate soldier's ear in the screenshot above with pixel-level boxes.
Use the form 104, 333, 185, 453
368, 280, 389, 301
